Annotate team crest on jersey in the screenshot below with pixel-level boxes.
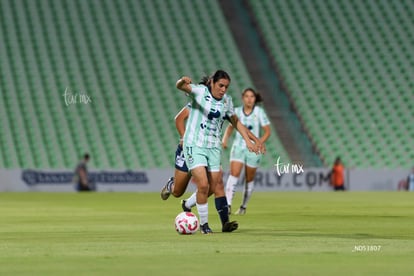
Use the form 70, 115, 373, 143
207, 109, 221, 120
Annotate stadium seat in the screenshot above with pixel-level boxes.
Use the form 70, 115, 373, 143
0, 0, 288, 168
0, 0, 293, 169
248, 0, 413, 168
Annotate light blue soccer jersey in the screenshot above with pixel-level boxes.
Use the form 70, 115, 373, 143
184, 84, 235, 148
232, 105, 270, 147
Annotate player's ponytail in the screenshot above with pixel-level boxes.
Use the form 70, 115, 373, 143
199, 76, 210, 86
199, 69, 231, 91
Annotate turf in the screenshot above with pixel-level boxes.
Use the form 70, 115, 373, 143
0, 192, 413, 276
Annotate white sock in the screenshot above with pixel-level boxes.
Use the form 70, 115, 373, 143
241, 181, 255, 208
196, 203, 208, 225
225, 175, 239, 206
185, 191, 197, 209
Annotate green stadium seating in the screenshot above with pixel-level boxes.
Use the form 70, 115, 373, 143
0, 0, 289, 169
249, 0, 414, 168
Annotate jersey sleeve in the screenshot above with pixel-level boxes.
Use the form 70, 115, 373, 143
189, 84, 205, 96
259, 106, 270, 126
225, 95, 235, 118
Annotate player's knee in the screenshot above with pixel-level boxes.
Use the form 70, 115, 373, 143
172, 190, 185, 197
245, 169, 257, 183
197, 183, 209, 195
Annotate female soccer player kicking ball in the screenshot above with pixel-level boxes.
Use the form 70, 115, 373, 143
163, 70, 261, 234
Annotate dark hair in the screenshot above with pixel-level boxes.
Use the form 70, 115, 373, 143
199, 70, 231, 88
84, 153, 90, 160
242, 87, 263, 103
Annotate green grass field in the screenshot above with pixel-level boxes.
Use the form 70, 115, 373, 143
0, 192, 413, 276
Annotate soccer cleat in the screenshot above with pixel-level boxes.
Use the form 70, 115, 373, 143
235, 206, 246, 215
181, 199, 191, 212
160, 177, 174, 200
200, 223, 213, 234
222, 220, 238, 232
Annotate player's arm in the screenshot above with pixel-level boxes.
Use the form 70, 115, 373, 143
239, 121, 265, 154
176, 76, 192, 93
257, 125, 271, 153
260, 125, 271, 143
174, 106, 189, 144
228, 114, 261, 153
221, 123, 234, 149
231, 115, 262, 147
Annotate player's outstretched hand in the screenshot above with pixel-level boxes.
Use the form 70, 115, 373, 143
246, 141, 260, 154
258, 142, 266, 154
180, 76, 192, 84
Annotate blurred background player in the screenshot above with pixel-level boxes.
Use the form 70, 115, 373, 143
222, 88, 271, 215
330, 157, 345, 191
73, 153, 94, 191
407, 167, 414, 191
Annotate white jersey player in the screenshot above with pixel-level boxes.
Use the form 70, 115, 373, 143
222, 88, 271, 215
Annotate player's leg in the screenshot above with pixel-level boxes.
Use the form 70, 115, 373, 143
236, 165, 257, 215
225, 161, 243, 211
226, 161, 243, 208
161, 144, 189, 200
213, 170, 238, 232
225, 145, 245, 211
181, 191, 196, 212
207, 147, 238, 232
181, 178, 213, 212
236, 151, 262, 215
182, 147, 220, 211
185, 146, 212, 234
171, 170, 192, 197
182, 169, 238, 232
191, 166, 211, 233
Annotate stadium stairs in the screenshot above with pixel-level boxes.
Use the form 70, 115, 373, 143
218, 0, 323, 167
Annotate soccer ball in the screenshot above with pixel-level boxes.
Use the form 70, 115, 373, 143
174, 212, 199, 234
